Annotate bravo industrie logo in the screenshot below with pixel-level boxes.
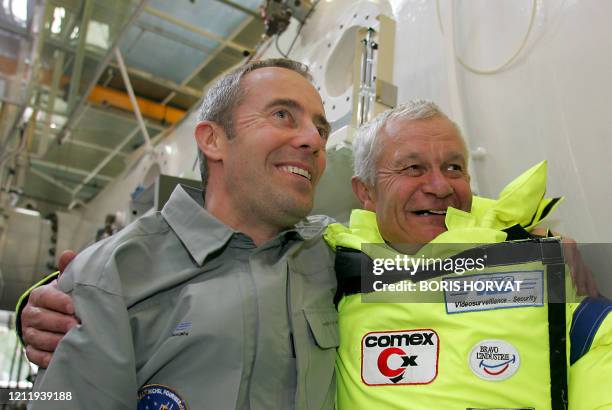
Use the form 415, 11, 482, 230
468, 339, 520, 381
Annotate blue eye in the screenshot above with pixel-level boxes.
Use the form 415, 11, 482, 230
274, 109, 289, 119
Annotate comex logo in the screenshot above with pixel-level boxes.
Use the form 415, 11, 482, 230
362, 329, 439, 386
469, 339, 520, 381
377, 347, 418, 383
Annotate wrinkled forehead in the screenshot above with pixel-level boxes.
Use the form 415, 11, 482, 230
376, 115, 468, 163
241, 67, 323, 105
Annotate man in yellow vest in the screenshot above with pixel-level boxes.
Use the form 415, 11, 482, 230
16, 97, 606, 408
324, 100, 610, 409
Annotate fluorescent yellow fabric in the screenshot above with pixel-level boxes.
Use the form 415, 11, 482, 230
567, 301, 612, 410
331, 220, 567, 409
444, 160, 562, 232
326, 161, 610, 409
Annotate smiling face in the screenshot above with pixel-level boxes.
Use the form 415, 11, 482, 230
209, 67, 329, 233
356, 115, 472, 245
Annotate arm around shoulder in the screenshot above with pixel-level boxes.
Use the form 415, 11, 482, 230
30, 245, 138, 410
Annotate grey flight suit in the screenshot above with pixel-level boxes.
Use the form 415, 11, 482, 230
31, 185, 338, 410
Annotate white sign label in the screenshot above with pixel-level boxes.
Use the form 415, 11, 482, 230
361, 329, 439, 385
444, 270, 544, 314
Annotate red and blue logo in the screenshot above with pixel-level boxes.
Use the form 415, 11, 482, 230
479, 354, 517, 376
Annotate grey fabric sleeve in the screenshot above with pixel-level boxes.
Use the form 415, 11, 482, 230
30, 249, 138, 410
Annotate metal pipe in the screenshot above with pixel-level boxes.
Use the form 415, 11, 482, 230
15, 343, 25, 389
0, 96, 26, 107
30, 168, 74, 194
7, 328, 19, 388
66, 0, 94, 112
30, 159, 114, 182
0, 25, 203, 100
357, 28, 376, 126
2, 0, 50, 144
40, 50, 65, 158
0, 17, 29, 38
161, 16, 255, 105
65, 139, 128, 157
58, 0, 150, 144
144, 6, 252, 55
114, 48, 152, 149
213, 0, 260, 18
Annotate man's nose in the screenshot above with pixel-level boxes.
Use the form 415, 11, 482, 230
421, 169, 454, 198
292, 121, 325, 153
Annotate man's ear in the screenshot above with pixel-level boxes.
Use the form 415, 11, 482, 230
194, 121, 225, 162
351, 176, 376, 211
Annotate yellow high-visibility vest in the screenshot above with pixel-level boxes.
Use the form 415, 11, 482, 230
325, 162, 611, 410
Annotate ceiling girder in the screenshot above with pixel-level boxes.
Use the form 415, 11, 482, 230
114, 48, 151, 150
213, 0, 260, 18
144, 6, 253, 55
161, 15, 255, 105
30, 168, 74, 194
58, 0, 150, 144
30, 158, 114, 182
66, 0, 94, 112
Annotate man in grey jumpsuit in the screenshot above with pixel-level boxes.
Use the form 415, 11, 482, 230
28, 59, 338, 410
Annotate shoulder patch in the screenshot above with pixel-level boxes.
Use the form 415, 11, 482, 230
138, 384, 187, 410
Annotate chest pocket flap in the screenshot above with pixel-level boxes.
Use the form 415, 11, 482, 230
304, 308, 339, 348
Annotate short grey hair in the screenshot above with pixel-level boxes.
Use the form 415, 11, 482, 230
352, 99, 464, 186
196, 58, 311, 189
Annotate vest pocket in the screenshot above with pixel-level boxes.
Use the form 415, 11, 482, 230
303, 308, 339, 348
302, 308, 338, 410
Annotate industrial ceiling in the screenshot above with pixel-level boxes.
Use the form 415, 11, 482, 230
0, 0, 265, 217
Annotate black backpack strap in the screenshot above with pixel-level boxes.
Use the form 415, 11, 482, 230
542, 240, 568, 409
334, 246, 367, 306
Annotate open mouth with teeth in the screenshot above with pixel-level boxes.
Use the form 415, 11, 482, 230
278, 165, 312, 181
413, 210, 447, 216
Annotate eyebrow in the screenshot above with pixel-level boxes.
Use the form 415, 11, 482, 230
445, 152, 467, 163
391, 151, 467, 165
265, 98, 330, 134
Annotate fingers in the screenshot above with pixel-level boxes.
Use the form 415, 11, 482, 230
28, 281, 75, 316
530, 227, 547, 237
570, 264, 588, 296
25, 346, 53, 369
572, 265, 598, 298
562, 237, 599, 297
58, 250, 77, 274
22, 303, 79, 334
22, 327, 66, 353
21, 280, 78, 363
20, 280, 79, 370
585, 268, 600, 298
